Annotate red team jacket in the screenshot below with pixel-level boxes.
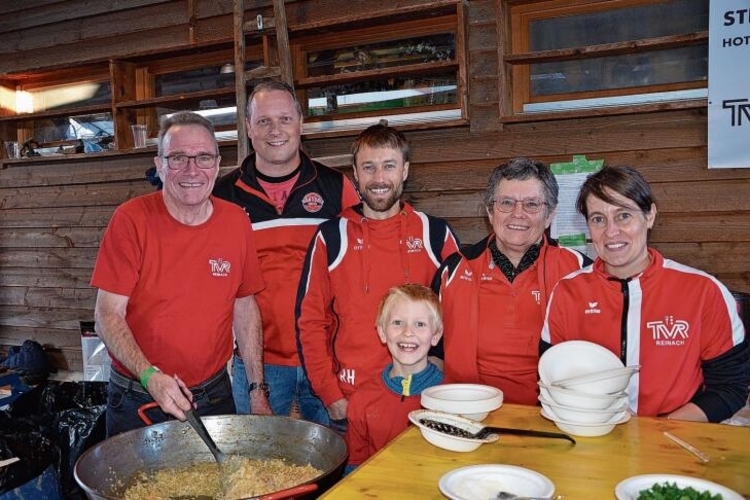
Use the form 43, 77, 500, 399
295, 203, 460, 407
541, 248, 749, 422
434, 235, 589, 405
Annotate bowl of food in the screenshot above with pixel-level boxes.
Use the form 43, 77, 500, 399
539, 341, 628, 394
421, 384, 503, 421
408, 409, 498, 452
540, 407, 631, 437
539, 382, 628, 410
539, 395, 629, 424
614, 474, 744, 500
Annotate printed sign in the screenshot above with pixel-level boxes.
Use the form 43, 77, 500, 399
708, 2, 750, 168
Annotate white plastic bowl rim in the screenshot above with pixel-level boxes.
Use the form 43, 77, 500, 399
552, 365, 640, 388
541, 408, 631, 437
539, 399, 630, 425
538, 394, 629, 414
408, 409, 499, 449
540, 407, 631, 427
539, 381, 627, 400
538, 340, 624, 386
421, 384, 503, 412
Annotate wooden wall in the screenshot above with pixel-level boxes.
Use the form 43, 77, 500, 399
1, 0, 749, 370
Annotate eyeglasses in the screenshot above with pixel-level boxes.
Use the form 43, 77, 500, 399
162, 153, 218, 170
492, 197, 548, 214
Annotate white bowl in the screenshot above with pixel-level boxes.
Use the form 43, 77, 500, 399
553, 366, 639, 395
539, 395, 629, 424
421, 384, 503, 421
408, 409, 498, 452
540, 407, 631, 437
439, 464, 555, 500
539, 382, 627, 410
539, 341, 625, 394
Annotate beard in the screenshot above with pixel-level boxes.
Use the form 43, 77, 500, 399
359, 182, 403, 214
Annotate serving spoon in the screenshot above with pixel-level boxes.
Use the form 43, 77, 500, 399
419, 418, 576, 444
184, 409, 227, 465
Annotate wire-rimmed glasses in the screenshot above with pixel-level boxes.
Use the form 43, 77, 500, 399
492, 197, 548, 214
162, 153, 219, 170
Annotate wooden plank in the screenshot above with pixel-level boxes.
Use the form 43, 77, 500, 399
0, 0, 175, 39
0, 182, 154, 210
650, 213, 750, 244
0, 248, 99, 269
403, 147, 750, 194
0, 325, 84, 350
0, 206, 115, 229
0, 156, 150, 188
285, 0, 460, 32
0, 286, 96, 310
0, 226, 105, 249
307, 110, 709, 163
0, 268, 93, 288
650, 242, 750, 291
0, 0, 187, 56
0, 305, 95, 330
443, 217, 490, 246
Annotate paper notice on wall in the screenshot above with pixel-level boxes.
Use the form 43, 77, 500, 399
550, 155, 603, 259
80, 321, 111, 382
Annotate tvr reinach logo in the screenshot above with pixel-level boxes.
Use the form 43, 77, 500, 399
647, 316, 689, 346
209, 258, 231, 277
585, 301, 601, 314
405, 236, 424, 253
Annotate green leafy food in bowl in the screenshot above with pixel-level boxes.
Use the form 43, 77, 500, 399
637, 481, 723, 500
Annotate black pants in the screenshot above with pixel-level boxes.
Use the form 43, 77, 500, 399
106, 367, 235, 437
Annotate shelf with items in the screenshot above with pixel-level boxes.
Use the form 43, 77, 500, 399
290, 2, 468, 132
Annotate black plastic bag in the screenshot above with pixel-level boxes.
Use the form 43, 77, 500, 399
0, 431, 61, 497
1, 381, 107, 500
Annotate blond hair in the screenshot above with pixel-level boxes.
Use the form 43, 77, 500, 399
376, 284, 443, 335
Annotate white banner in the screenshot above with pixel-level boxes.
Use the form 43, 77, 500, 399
708, 1, 750, 169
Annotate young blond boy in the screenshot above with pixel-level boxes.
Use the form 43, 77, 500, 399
345, 284, 444, 468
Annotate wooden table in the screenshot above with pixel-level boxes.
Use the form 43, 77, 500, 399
319, 404, 750, 499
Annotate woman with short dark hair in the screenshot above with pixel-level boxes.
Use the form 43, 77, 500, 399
542, 165, 749, 422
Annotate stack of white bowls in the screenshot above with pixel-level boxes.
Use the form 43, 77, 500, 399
538, 340, 638, 436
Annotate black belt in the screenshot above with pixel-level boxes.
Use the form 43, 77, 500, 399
109, 366, 228, 395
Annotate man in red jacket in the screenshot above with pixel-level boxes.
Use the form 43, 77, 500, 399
214, 81, 359, 424
296, 123, 460, 432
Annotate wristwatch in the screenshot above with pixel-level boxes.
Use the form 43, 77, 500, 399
248, 381, 270, 398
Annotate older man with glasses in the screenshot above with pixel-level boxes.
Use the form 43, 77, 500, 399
432, 157, 591, 405
91, 111, 268, 436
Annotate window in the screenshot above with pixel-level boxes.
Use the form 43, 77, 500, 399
293, 2, 468, 133
508, 0, 708, 114
0, 65, 115, 155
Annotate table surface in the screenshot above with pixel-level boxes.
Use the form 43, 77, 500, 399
319, 404, 750, 499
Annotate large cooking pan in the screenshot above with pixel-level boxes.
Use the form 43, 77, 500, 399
73, 415, 347, 500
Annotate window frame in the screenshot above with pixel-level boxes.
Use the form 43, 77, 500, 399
290, 1, 469, 136
505, 0, 708, 121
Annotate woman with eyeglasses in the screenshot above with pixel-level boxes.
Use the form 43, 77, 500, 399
432, 157, 591, 405
541, 166, 749, 422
